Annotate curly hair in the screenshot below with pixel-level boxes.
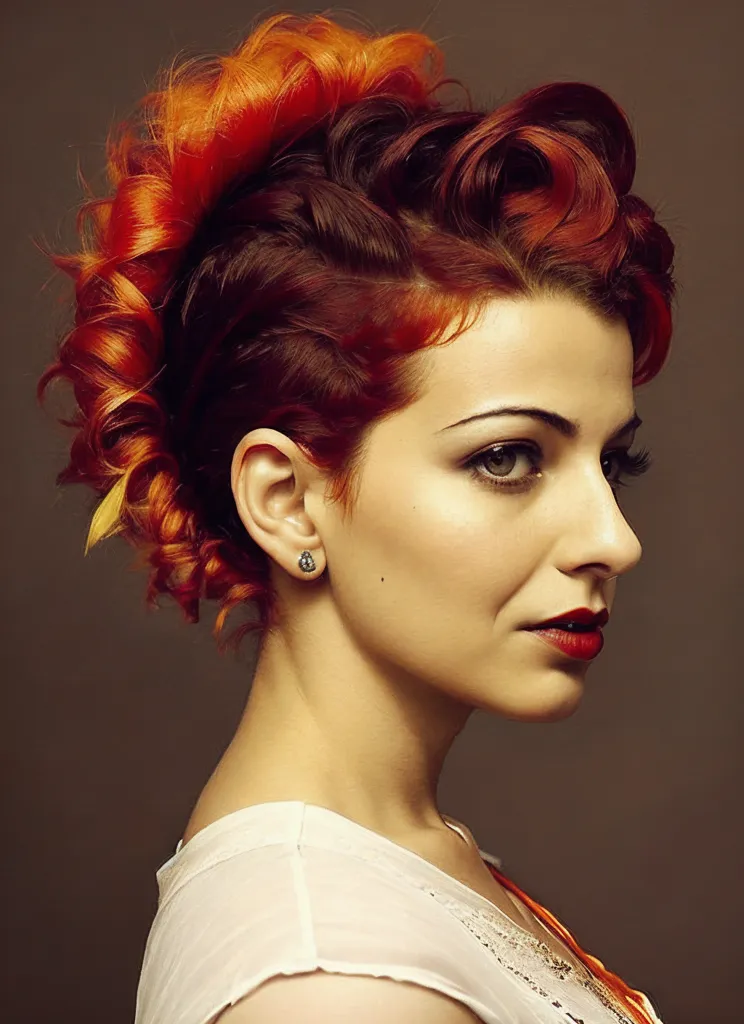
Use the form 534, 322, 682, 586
37, 11, 674, 660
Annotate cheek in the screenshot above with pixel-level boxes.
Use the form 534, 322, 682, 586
327, 466, 539, 655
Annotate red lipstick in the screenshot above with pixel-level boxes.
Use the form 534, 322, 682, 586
524, 606, 608, 662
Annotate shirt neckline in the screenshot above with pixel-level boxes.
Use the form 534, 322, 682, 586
290, 802, 555, 947
163, 800, 556, 948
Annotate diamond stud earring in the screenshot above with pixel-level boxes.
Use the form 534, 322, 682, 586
298, 550, 316, 573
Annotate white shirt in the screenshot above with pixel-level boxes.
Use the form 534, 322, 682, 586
134, 801, 663, 1024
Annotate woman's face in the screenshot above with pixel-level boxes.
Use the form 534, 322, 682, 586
316, 293, 644, 722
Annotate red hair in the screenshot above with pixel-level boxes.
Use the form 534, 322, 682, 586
36, 14, 674, 1022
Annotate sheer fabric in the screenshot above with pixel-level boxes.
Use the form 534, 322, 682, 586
134, 801, 663, 1024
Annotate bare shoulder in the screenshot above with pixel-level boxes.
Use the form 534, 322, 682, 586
214, 971, 484, 1023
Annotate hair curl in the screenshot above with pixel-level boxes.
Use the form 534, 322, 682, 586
37, 15, 675, 1020
37, 10, 674, 658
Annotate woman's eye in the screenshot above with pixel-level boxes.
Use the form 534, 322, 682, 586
464, 443, 541, 490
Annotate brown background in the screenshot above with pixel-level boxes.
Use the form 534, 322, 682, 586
4, 1, 742, 1022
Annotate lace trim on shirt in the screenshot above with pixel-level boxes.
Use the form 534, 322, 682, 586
423, 891, 639, 1024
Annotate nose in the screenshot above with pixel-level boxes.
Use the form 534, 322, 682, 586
561, 471, 643, 583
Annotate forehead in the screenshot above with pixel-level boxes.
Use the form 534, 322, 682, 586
410, 295, 634, 429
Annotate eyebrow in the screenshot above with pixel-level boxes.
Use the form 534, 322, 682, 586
437, 406, 643, 440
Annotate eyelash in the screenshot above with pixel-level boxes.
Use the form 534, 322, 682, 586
464, 442, 653, 492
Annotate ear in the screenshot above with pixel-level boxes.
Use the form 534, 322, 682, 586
230, 428, 326, 579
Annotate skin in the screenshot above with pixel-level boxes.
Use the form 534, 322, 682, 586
183, 293, 643, 864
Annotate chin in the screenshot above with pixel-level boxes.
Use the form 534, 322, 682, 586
529, 698, 582, 723
494, 684, 585, 724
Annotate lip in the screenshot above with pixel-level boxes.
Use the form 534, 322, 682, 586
526, 606, 609, 630
526, 626, 605, 661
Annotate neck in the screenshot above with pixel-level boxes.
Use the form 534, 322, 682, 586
207, 619, 474, 841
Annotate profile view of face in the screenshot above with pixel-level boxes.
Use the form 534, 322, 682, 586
308, 294, 643, 724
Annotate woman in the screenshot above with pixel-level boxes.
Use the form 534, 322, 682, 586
37, 12, 675, 1024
